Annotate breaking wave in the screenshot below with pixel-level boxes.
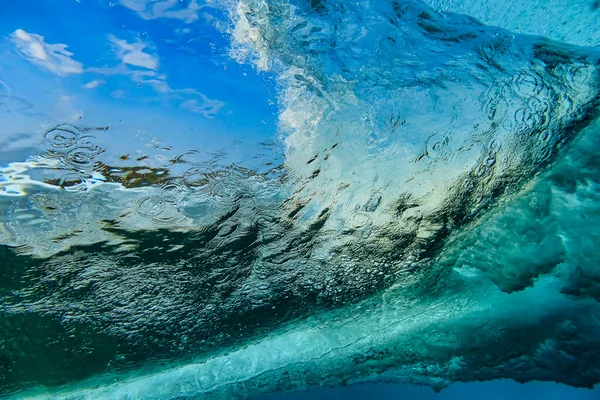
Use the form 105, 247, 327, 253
1, 0, 600, 398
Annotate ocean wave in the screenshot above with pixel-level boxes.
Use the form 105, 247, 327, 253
1, 0, 600, 398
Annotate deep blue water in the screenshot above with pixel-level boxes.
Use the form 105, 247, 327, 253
262, 381, 600, 400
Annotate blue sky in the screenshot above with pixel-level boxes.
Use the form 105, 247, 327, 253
0, 0, 279, 168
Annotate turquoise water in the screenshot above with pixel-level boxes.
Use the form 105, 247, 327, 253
1, 1, 600, 399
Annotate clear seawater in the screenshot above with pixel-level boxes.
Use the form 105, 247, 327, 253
1, 0, 600, 399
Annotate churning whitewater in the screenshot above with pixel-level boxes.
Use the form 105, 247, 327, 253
1, 0, 600, 398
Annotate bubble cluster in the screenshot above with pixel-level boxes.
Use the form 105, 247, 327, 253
42, 124, 81, 151
563, 64, 596, 92
38, 124, 106, 192
480, 68, 558, 154
57, 172, 89, 193
135, 181, 188, 225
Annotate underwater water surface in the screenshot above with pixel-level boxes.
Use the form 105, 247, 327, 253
1, 0, 600, 399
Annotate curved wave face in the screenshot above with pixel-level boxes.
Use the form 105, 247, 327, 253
1, 0, 600, 398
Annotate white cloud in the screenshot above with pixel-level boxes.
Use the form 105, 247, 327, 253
6, 28, 224, 119
83, 80, 104, 89
9, 29, 83, 76
119, 0, 217, 23
144, 79, 172, 93
110, 89, 127, 99
105, 35, 223, 113
86, 35, 161, 88
176, 89, 224, 118
108, 35, 159, 70
87, 64, 158, 81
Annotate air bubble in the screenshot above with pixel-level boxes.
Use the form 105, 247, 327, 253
511, 71, 544, 99
156, 181, 188, 195
135, 194, 185, 225
474, 164, 488, 177
504, 106, 541, 133
351, 212, 370, 228
43, 124, 81, 151
66, 145, 102, 169
207, 177, 245, 202
489, 139, 502, 153
482, 83, 510, 122
557, 64, 596, 93
135, 181, 189, 225
425, 132, 449, 159
135, 196, 163, 219
58, 173, 88, 193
